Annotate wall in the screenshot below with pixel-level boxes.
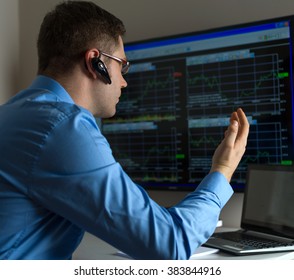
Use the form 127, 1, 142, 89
2, 0, 294, 228
0, 0, 19, 104
18, 0, 57, 89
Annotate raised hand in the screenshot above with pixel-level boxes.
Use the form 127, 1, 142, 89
210, 108, 250, 182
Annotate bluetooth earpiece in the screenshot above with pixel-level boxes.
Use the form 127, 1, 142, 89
91, 57, 112, 84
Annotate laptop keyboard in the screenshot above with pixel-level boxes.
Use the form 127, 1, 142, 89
214, 231, 294, 249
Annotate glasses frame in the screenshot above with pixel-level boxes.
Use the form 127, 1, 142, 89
99, 50, 130, 75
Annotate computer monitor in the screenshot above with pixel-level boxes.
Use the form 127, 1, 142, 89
102, 15, 294, 191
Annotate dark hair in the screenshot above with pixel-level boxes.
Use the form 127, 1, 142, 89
37, 1, 126, 74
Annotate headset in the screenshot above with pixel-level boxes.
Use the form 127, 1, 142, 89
91, 57, 112, 84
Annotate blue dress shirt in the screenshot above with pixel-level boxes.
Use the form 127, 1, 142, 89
0, 75, 233, 259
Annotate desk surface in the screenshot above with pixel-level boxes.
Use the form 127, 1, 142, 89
73, 231, 294, 260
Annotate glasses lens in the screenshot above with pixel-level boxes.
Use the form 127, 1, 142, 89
121, 61, 130, 75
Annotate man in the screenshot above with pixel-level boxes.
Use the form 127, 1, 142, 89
0, 1, 249, 259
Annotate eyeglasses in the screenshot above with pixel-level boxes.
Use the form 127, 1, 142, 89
99, 50, 130, 75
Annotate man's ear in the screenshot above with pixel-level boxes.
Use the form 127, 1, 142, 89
84, 49, 100, 79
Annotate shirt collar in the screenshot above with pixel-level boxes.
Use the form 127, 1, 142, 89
29, 75, 75, 104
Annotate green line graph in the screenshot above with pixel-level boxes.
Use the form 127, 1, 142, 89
115, 67, 179, 122
190, 135, 220, 148
142, 76, 175, 96
187, 70, 287, 99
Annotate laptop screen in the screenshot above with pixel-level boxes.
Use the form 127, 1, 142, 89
241, 164, 294, 238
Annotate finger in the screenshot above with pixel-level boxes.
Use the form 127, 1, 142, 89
230, 111, 239, 124
223, 111, 238, 140
236, 108, 249, 140
224, 117, 239, 146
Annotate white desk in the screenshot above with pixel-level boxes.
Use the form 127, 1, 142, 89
73, 231, 294, 260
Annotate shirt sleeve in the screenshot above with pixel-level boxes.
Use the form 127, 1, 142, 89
28, 109, 233, 260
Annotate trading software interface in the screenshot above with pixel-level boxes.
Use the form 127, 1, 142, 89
102, 17, 294, 190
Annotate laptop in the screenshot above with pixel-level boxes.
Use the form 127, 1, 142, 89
204, 164, 294, 255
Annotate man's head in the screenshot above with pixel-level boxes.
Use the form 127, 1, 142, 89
37, 1, 128, 118
37, 1, 126, 76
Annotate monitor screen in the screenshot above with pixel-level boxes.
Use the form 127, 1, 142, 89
102, 15, 294, 191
